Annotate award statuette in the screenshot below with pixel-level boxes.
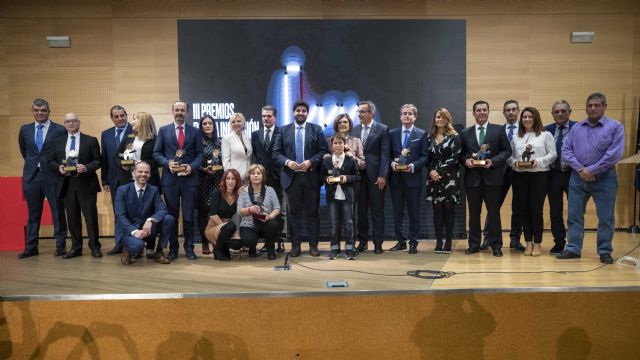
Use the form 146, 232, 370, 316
516, 144, 535, 168
62, 149, 78, 173
172, 149, 187, 175
251, 195, 268, 222
327, 164, 342, 184
395, 148, 411, 171
119, 142, 137, 166
205, 148, 223, 171
471, 143, 491, 167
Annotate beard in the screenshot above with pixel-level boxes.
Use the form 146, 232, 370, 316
174, 115, 185, 124
294, 114, 307, 124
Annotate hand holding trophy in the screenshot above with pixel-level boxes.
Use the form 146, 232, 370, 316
203, 148, 223, 172
61, 149, 79, 175
516, 144, 535, 168
170, 149, 188, 176
394, 148, 411, 172
327, 162, 342, 184
471, 143, 491, 167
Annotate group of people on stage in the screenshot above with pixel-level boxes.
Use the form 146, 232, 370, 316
17, 92, 624, 265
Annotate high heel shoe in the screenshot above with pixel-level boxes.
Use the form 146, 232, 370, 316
434, 239, 443, 253
524, 242, 533, 256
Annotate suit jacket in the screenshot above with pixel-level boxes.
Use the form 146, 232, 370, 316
114, 182, 168, 235
460, 123, 512, 187
153, 123, 203, 187
49, 133, 102, 197
544, 120, 577, 135
115, 136, 160, 187
388, 126, 429, 188
19, 120, 67, 184
221, 131, 253, 179
272, 122, 328, 190
321, 155, 361, 203
352, 122, 390, 183
101, 124, 132, 189
251, 126, 281, 183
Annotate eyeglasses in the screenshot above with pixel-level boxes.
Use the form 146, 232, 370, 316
356, 110, 371, 114
64, 119, 79, 124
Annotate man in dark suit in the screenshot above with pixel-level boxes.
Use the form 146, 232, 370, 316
101, 105, 132, 255
252, 105, 286, 254
388, 104, 429, 254
352, 100, 390, 254
115, 161, 175, 265
273, 100, 328, 257
460, 101, 512, 257
482, 100, 524, 251
153, 101, 203, 260
545, 100, 577, 255
49, 113, 102, 259
17, 98, 68, 258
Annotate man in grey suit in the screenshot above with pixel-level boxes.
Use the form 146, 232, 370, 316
352, 100, 390, 254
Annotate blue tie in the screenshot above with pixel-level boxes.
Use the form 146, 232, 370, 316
508, 125, 515, 142
555, 126, 565, 169
295, 126, 304, 164
36, 124, 44, 152
70, 135, 76, 151
402, 129, 410, 148
116, 128, 124, 146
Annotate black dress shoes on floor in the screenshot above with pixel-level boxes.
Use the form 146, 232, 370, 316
290, 245, 301, 257
556, 250, 581, 260
91, 249, 103, 258
309, 245, 320, 257
356, 242, 368, 253
600, 253, 614, 264
267, 247, 277, 260
373, 246, 384, 254
492, 248, 503, 257
63, 250, 82, 259
408, 244, 418, 254
167, 251, 178, 261
549, 242, 565, 255
465, 248, 480, 255
510, 241, 525, 251
54, 248, 66, 257
107, 246, 123, 256
17, 249, 39, 259
389, 241, 407, 251
479, 239, 490, 250
186, 252, 198, 260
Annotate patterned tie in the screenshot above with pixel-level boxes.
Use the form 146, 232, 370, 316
361, 125, 370, 147
555, 125, 565, 169
478, 126, 485, 145
177, 126, 185, 149
70, 135, 76, 151
36, 124, 44, 152
507, 125, 515, 142
264, 128, 271, 150
402, 129, 410, 148
295, 126, 304, 164
116, 128, 123, 146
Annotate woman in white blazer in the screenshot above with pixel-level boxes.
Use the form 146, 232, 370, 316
221, 112, 253, 181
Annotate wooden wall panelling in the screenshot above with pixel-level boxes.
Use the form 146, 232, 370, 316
426, 0, 637, 16
2, 0, 112, 18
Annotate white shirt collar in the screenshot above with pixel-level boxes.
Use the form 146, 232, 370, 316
35, 119, 51, 128
134, 183, 147, 192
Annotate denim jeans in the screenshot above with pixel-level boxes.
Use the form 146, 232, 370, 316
565, 169, 617, 255
328, 199, 354, 250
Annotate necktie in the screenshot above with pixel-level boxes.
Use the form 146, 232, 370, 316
138, 188, 144, 200
508, 125, 515, 142
361, 125, 370, 147
116, 128, 123, 146
478, 126, 485, 145
402, 129, 410, 148
177, 126, 185, 149
264, 129, 271, 150
295, 126, 304, 164
555, 125, 565, 169
36, 124, 44, 152
70, 135, 76, 151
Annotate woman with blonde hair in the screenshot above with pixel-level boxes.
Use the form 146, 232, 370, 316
221, 112, 253, 181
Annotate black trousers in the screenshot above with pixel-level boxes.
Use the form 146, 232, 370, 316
286, 173, 320, 247
357, 173, 386, 247
512, 171, 549, 243
547, 169, 571, 245
214, 222, 240, 257
239, 218, 283, 249
63, 178, 100, 252
467, 184, 502, 249
483, 168, 522, 242
433, 201, 455, 242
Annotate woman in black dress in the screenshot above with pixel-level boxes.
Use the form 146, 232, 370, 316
205, 169, 242, 261
196, 114, 223, 255
426, 108, 461, 254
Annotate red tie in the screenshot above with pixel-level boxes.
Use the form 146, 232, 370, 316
177, 125, 185, 149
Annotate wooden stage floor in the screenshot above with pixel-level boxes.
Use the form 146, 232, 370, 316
1, 231, 639, 298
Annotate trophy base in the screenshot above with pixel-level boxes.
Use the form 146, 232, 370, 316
210, 165, 223, 171
62, 165, 77, 172
121, 159, 135, 166
471, 159, 487, 167
517, 161, 534, 168
327, 176, 341, 184
252, 213, 267, 222
395, 164, 410, 171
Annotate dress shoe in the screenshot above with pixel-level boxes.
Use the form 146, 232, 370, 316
479, 239, 490, 250
276, 239, 285, 254
107, 246, 123, 256
154, 252, 171, 264
556, 250, 580, 260
248, 247, 257, 258
600, 253, 614, 264
186, 252, 198, 260
442, 239, 452, 254
267, 247, 276, 260
389, 241, 407, 251
54, 248, 66, 257
309, 245, 320, 257
373, 246, 384, 254
434, 240, 443, 253
62, 250, 82, 259
121, 249, 132, 265
510, 241, 525, 251
531, 243, 541, 257
549, 242, 565, 255
213, 248, 231, 261
17, 249, 39, 259
356, 242, 368, 253
259, 243, 268, 253
167, 251, 178, 261
524, 242, 533, 256
465, 248, 480, 255
492, 248, 503, 257
409, 244, 418, 254
345, 249, 356, 260
290, 245, 301, 257
328, 249, 338, 260
91, 249, 103, 258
